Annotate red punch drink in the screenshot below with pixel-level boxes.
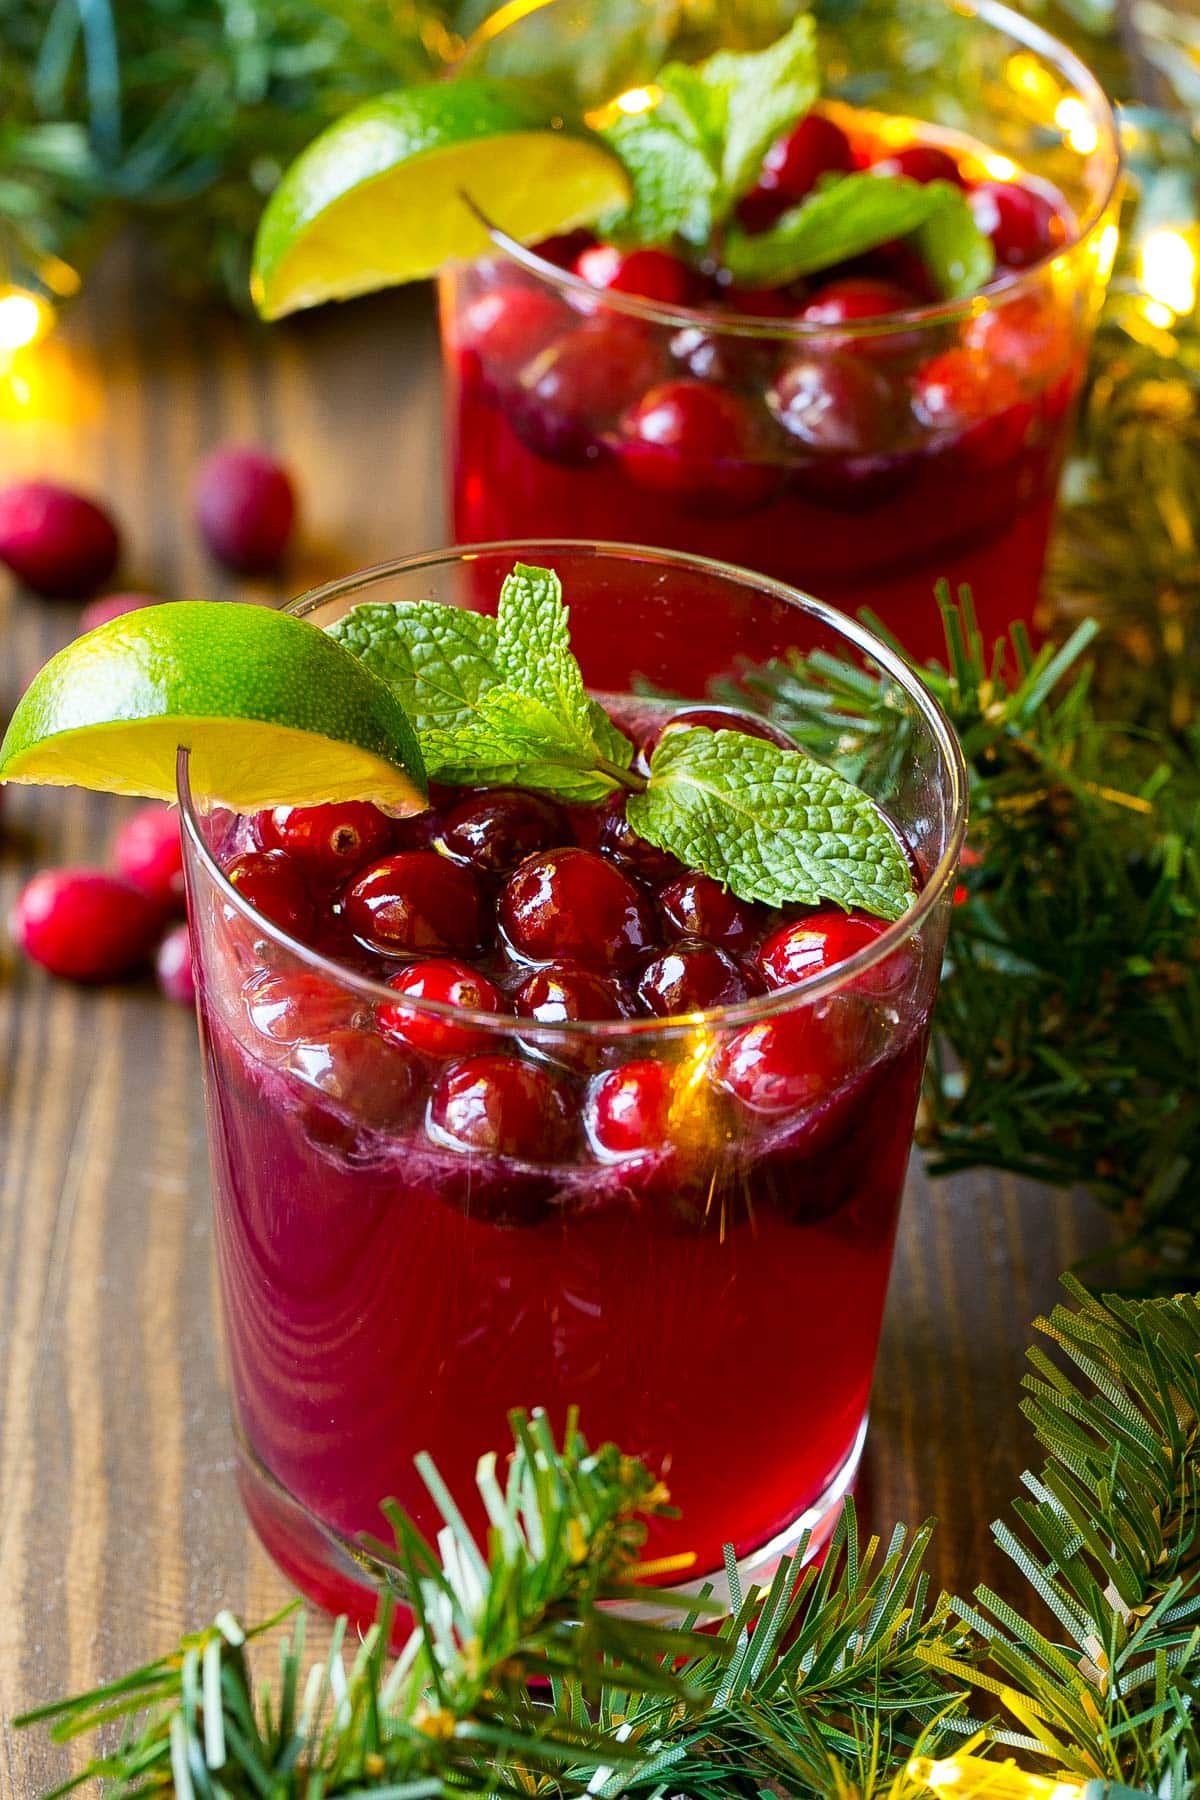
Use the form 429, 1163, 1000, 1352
181, 544, 966, 1625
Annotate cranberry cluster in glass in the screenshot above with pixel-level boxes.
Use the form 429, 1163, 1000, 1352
215, 702, 910, 1194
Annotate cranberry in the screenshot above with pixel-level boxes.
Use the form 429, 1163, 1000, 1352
659, 872, 763, 949
669, 324, 770, 386
531, 229, 594, 268
156, 923, 196, 1006
769, 355, 896, 454
429, 1054, 574, 1160
737, 113, 854, 232
757, 909, 889, 988
719, 284, 798, 319
223, 850, 317, 938
194, 446, 296, 575
637, 705, 795, 776
585, 1059, 674, 1158
912, 349, 1033, 466
596, 796, 684, 887
113, 803, 185, 913
244, 968, 357, 1043
574, 245, 702, 306
344, 851, 487, 956
965, 292, 1072, 380
11, 869, 162, 981
78, 591, 158, 635
500, 847, 657, 970
514, 319, 662, 464
713, 1001, 866, 1115
254, 802, 394, 881
870, 143, 965, 186
800, 278, 920, 358
515, 962, 632, 1025
433, 788, 568, 875
637, 940, 751, 1016
460, 286, 568, 377
968, 181, 1067, 269
289, 1027, 420, 1139
618, 380, 778, 512
0, 481, 120, 598
378, 957, 509, 1058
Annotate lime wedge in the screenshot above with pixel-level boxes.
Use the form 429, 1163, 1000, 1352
0, 602, 426, 813
252, 78, 630, 320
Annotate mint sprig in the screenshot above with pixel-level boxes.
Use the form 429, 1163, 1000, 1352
330, 563, 914, 922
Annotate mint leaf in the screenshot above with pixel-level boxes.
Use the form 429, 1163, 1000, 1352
697, 16, 818, 199
599, 106, 719, 248
327, 601, 502, 756
723, 173, 988, 290
495, 563, 594, 749
914, 185, 995, 298
627, 726, 914, 920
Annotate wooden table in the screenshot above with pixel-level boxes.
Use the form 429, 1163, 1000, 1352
0, 247, 1113, 1796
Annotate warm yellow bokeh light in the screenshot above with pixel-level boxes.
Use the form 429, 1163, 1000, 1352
1140, 228, 1197, 317
614, 84, 660, 115
1054, 96, 1100, 155
981, 153, 1019, 182
1006, 52, 1060, 111
0, 291, 53, 354
908, 1755, 1084, 1800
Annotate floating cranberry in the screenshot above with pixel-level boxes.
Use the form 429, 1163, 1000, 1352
244, 968, 356, 1043
289, 1027, 421, 1140
597, 796, 684, 887
433, 788, 568, 875
378, 957, 509, 1058
659, 872, 763, 949
585, 1058, 674, 1158
113, 803, 185, 913
912, 348, 1032, 465
156, 923, 196, 1006
869, 143, 965, 186
669, 324, 769, 386
0, 481, 120, 598
574, 245, 702, 306
224, 850, 317, 939
514, 319, 662, 464
965, 292, 1072, 380
344, 851, 487, 956
514, 961, 632, 1026
11, 868, 162, 982
769, 355, 896, 455
800, 277, 920, 359
460, 286, 568, 378
968, 181, 1066, 269
637, 940, 751, 1016
757, 909, 888, 988
637, 705, 794, 776
194, 446, 296, 575
737, 113, 854, 232
254, 802, 394, 881
719, 284, 798, 319
78, 591, 158, 635
500, 847, 657, 970
618, 380, 777, 512
713, 1002, 866, 1115
531, 229, 594, 268
429, 1054, 575, 1160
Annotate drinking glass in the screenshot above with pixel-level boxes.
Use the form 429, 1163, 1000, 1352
180, 541, 966, 1625
442, 0, 1121, 663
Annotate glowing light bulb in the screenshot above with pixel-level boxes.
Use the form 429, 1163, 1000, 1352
614, 84, 660, 116
0, 290, 53, 353
908, 1756, 1085, 1800
1140, 229, 1197, 317
982, 154, 1019, 182
1055, 96, 1100, 155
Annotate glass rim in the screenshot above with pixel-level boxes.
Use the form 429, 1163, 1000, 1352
464, 0, 1121, 342
177, 538, 968, 1041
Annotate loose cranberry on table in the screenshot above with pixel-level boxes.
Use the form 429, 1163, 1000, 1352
428, 1054, 575, 1160
11, 869, 162, 982
113, 803, 185, 913
289, 1027, 421, 1139
156, 923, 196, 1006
460, 287, 569, 377
513, 319, 662, 464
0, 481, 120, 599
585, 1058, 675, 1158
223, 850, 317, 939
194, 446, 296, 575
770, 355, 896, 455
713, 1002, 866, 1116
245, 969, 357, 1043
618, 380, 778, 512
344, 851, 488, 956
637, 941, 752, 1016
737, 112, 854, 232
869, 143, 965, 186
500, 847, 657, 970
968, 181, 1066, 269
78, 591, 158, 635
433, 788, 568, 875
378, 957, 510, 1059
254, 801, 394, 881
574, 245, 703, 306
659, 872, 763, 950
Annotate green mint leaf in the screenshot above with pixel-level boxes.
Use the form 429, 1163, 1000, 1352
627, 726, 914, 920
696, 15, 818, 200
598, 105, 719, 247
326, 601, 502, 754
723, 172, 986, 290
495, 563, 594, 748
913, 184, 995, 298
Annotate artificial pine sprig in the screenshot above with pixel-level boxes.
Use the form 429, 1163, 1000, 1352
22, 1279, 1200, 1800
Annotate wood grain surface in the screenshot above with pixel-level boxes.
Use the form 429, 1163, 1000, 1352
0, 243, 1114, 1797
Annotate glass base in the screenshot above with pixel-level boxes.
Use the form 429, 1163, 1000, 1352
234, 1413, 868, 1635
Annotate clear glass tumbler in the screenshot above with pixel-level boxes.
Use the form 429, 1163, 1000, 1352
180, 542, 966, 1626
442, 0, 1120, 664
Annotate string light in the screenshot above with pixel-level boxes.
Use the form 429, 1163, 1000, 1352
0, 289, 54, 354
613, 85, 659, 115
1139, 228, 1197, 318
909, 1756, 1084, 1800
